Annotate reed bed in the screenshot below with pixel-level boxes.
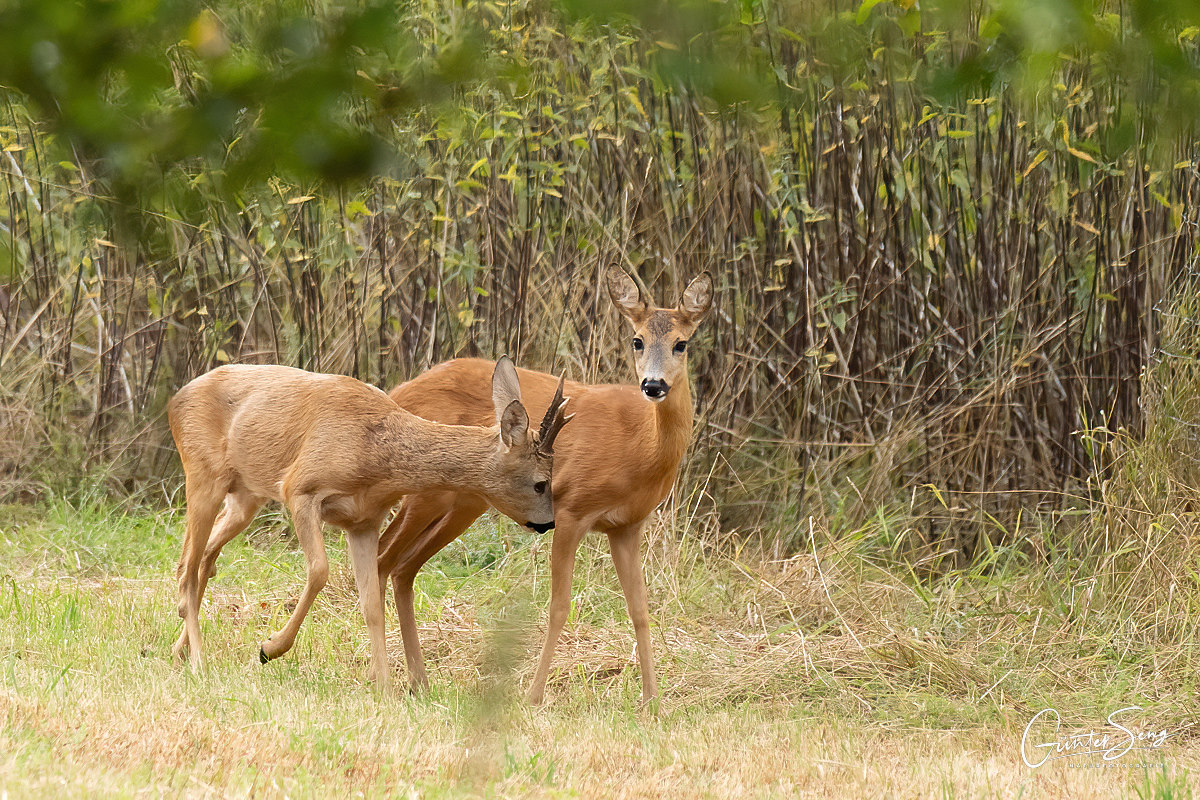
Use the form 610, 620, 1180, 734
1, 0, 1197, 559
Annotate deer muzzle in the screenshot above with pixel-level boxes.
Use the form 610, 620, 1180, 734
526, 520, 554, 534
640, 378, 669, 401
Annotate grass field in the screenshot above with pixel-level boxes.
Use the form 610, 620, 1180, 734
0, 498, 1197, 798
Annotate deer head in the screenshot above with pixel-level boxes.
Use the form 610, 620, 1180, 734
488, 355, 572, 532
607, 269, 713, 402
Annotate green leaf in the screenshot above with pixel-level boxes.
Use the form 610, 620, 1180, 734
898, 7, 921, 36
468, 157, 489, 178
344, 200, 371, 220
855, 0, 887, 26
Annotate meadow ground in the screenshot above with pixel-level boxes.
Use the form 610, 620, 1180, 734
0, 499, 1196, 798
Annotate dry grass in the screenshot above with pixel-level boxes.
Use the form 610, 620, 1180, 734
0, 501, 1196, 798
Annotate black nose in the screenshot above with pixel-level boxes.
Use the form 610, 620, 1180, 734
526, 521, 554, 534
641, 378, 669, 398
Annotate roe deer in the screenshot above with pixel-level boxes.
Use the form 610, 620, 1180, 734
377, 270, 713, 702
168, 357, 570, 686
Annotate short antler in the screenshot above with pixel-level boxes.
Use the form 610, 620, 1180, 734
537, 375, 573, 454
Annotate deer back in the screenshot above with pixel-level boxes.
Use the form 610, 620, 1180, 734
170, 365, 396, 501
390, 358, 689, 526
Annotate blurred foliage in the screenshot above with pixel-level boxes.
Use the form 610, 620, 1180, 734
558, 0, 1200, 140
2, 1, 1199, 201
0, 0, 485, 197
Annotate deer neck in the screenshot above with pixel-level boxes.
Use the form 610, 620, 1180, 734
646, 372, 694, 467
376, 412, 497, 496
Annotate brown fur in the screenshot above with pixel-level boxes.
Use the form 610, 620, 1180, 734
168, 358, 566, 687
378, 271, 714, 702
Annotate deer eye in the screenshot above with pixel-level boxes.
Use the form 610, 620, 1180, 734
673, 340, 688, 354
632, 337, 644, 352
534, 481, 548, 495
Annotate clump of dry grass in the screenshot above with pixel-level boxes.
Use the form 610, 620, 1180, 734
1, 495, 1198, 797
306, 500, 1194, 741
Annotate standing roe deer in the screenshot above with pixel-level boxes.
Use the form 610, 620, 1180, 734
168, 356, 570, 687
377, 270, 713, 703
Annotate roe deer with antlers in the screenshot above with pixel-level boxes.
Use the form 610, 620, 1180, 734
168, 356, 570, 687
377, 270, 713, 703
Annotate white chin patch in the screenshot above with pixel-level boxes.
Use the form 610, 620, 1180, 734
643, 393, 667, 403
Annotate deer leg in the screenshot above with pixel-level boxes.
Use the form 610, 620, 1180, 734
260, 494, 327, 663
608, 523, 659, 704
388, 496, 488, 691
377, 494, 447, 606
528, 512, 589, 705
376, 496, 446, 642
345, 525, 389, 687
197, 490, 264, 600
175, 477, 224, 668
173, 489, 262, 659
176, 502, 234, 620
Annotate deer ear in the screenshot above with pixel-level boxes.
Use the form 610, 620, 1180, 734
677, 272, 713, 323
498, 399, 529, 447
607, 268, 649, 323
491, 355, 523, 418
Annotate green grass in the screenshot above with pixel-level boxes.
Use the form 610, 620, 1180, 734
0, 500, 1197, 797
